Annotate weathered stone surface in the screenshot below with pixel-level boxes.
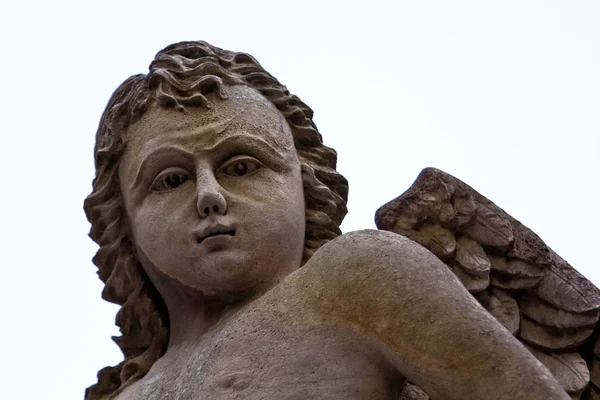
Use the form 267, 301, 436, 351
414, 223, 456, 260
455, 236, 491, 277
375, 167, 600, 398
520, 295, 599, 329
489, 255, 545, 278
476, 288, 520, 334
462, 202, 514, 248
84, 42, 591, 400
400, 382, 429, 400
490, 271, 544, 290
450, 263, 490, 293
535, 257, 600, 314
520, 317, 594, 350
525, 345, 589, 396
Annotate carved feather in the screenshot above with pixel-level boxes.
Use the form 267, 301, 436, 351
449, 264, 489, 294
490, 271, 543, 290
475, 288, 520, 334
451, 195, 476, 227
526, 345, 589, 396
462, 201, 514, 248
488, 255, 546, 278
454, 237, 490, 278
535, 258, 600, 314
520, 295, 599, 329
413, 223, 456, 260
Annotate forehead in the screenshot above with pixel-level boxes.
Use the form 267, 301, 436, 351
123, 85, 294, 159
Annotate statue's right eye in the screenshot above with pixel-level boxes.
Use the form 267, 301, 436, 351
151, 168, 191, 191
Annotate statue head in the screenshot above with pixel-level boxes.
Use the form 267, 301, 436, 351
84, 41, 348, 399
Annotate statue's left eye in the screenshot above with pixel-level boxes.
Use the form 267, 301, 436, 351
221, 157, 262, 177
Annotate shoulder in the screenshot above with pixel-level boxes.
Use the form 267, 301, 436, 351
325, 229, 411, 254
306, 229, 443, 279
292, 230, 455, 317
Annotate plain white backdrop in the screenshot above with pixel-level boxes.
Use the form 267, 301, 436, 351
0, 1, 598, 398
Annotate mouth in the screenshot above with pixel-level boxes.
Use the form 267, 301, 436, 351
196, 227, 236, 244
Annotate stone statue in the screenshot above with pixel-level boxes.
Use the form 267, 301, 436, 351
84, 41, 600, 400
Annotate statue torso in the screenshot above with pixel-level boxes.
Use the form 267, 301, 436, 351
116, 266, 404, 400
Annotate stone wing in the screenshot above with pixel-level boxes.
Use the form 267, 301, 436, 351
375, 167, 600, 400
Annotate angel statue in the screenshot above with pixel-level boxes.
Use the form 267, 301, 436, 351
84, 40, 600, 400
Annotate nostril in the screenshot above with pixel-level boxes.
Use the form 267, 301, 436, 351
213, 205, 219, 213
204, 207, 210, 215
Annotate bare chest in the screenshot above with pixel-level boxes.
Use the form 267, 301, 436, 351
119, 293, 401, 399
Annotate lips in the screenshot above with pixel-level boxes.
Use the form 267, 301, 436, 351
195, 224, 236, 244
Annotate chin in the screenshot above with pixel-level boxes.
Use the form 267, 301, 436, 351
182, 254, 264, 294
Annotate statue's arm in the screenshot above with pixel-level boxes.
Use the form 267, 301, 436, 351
299, 230, 569, 400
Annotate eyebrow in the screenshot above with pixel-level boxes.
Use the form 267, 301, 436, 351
131, 146, 195, 189
130, 134, 291, 189
203, 132, 289, 159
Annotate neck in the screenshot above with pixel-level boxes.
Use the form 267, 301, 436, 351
142, 264, 257, 351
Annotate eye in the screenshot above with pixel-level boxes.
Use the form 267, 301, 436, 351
220, 157, 263, 177
151, 168, 191, 191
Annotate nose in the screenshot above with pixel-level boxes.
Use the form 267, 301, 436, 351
196, 172, 227, 218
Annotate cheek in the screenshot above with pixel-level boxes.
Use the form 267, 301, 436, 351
130, 192, 196, 255
227, 171, 305, 233
258, 172, 305, 235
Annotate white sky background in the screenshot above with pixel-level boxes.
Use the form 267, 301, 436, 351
0, 0, 598, 398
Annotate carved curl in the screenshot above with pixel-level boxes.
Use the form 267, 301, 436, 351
84, 41, 348, 399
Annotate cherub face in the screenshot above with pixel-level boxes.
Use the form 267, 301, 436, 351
118, 85, 306, 297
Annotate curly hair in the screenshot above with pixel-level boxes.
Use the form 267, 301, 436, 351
83, 41, 348, 399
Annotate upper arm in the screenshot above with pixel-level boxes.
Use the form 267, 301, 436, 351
297, 229, 568, 400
